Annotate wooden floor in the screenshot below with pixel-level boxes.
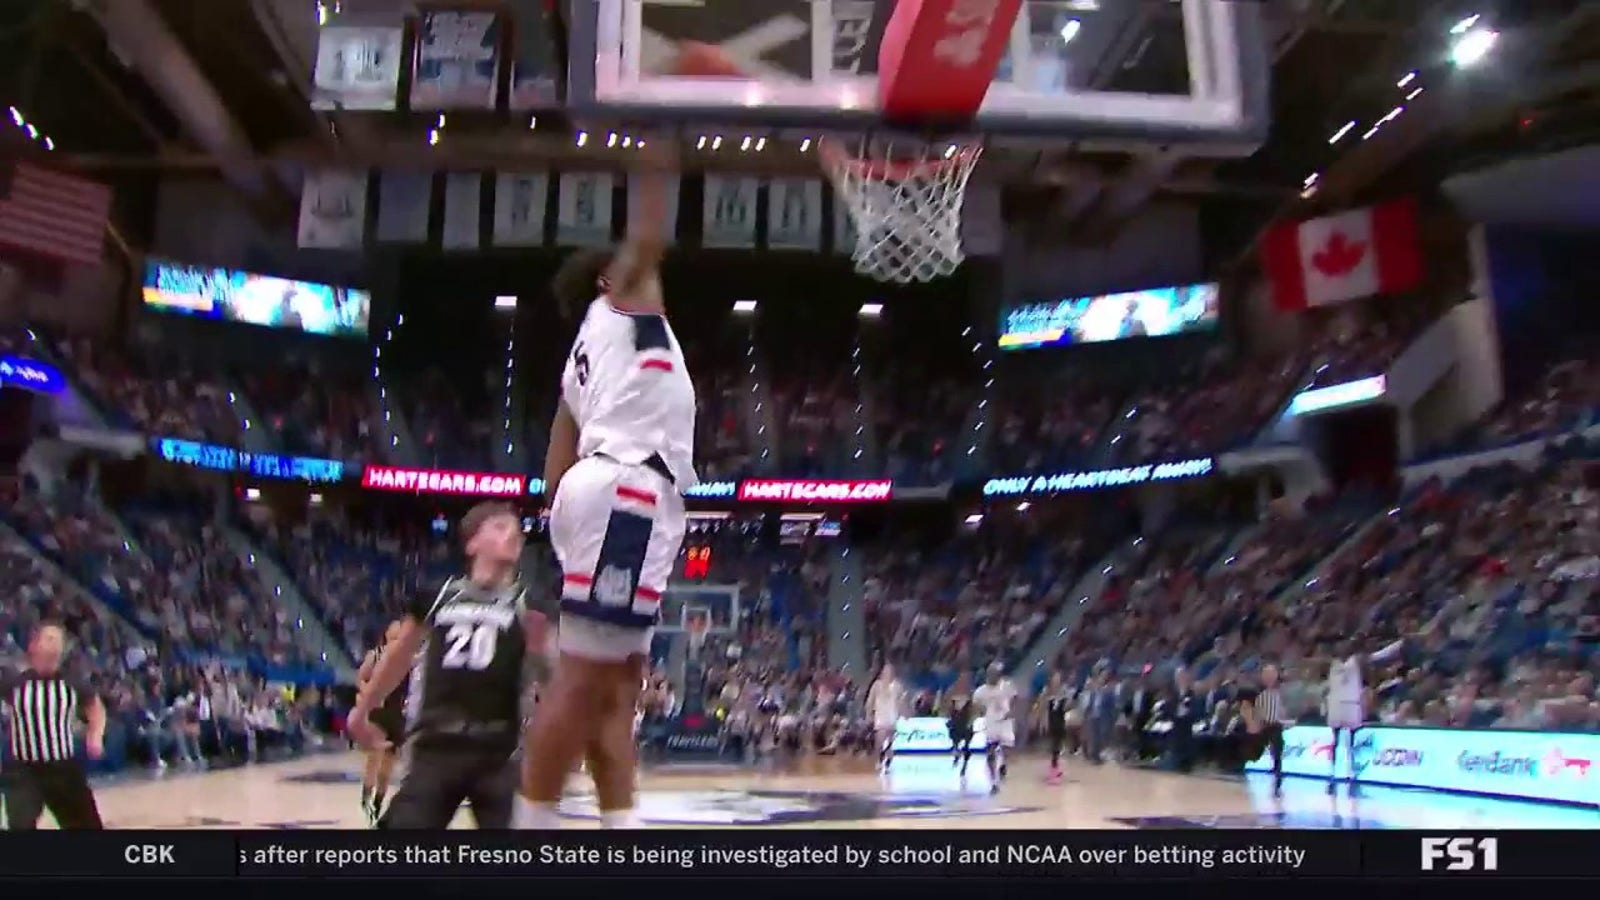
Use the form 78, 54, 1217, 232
70, 751, 1600, 830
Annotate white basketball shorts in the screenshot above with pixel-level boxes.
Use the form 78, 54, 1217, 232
550, 455, 686, 662
1327, 702, 1363, 730
986, 719, 1016, 748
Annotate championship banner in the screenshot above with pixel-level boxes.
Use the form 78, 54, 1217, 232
504, 0, 557, 109
765, 178, 823, 251
410, 10, 502, 110
627, 172, 679, 245
311, 21, 405, 111
832, 189, 859, 256
441, 172, 482, 250
702, 175, 759, 249
555, 172, 614, 246
297, 170, 368, 249
492, 172, 549, 247
374, 171, 432, 243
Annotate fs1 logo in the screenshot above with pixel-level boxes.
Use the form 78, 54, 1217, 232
1421, 837, 1498, 872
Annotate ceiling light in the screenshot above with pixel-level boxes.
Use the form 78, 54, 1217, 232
1328, 120, 1356, 143
1451, 28, 1497, 67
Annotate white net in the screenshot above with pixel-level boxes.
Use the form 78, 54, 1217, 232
821, 136, 983, 284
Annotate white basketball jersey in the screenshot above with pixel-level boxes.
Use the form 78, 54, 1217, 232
973, 680, 1017, 724
1328, 656, 1363, 705
561, 297, 698, 488
869, 680, 902, 720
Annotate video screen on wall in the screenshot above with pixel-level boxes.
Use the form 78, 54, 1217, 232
997, 282, 1220, 351
141, 258, 371, 339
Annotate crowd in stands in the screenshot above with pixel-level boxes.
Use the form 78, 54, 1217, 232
242, 366, 377, 464
59, 341, 241, 444
1474, 344, 1599, 449
2, 278, 1596, 792
252, 517, 455, 659
0, 488, 335, 780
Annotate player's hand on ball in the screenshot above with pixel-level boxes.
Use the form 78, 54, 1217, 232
86, 734, 104, 759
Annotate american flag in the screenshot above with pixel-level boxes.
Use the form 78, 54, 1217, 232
0, 163, 112, 267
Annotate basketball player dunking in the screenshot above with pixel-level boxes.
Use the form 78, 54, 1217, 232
357, 619, 408, 825
514, 146, 696, 830
867, 664, 905, 773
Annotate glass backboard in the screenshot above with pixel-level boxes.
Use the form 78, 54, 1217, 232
565, 0, 1268, 150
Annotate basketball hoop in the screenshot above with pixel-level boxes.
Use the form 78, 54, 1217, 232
820, 135, 982, 284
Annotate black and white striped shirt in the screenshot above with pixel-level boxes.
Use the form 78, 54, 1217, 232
1, 669, 93, 764
1256, 687, 1286, 725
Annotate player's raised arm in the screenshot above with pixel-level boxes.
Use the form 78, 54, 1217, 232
605, 144, 676, 304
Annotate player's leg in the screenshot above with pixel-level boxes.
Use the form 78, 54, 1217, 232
583, 660, 646, 827
361, 747, 379, 819
379, 749, 470, 829
38, 763, 103, 830
582, 479, 681, 826
518, 460, 673, 829
1047, 728, 1065, 783
2, 767, 45, 830
371, 713, 404, 820
1327, 726, 1343, 795
465, 751, 521, 829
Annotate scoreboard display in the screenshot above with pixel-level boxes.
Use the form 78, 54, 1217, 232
682, 545, 713, 580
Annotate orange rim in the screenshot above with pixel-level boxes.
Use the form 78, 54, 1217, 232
819, 138, 981, 181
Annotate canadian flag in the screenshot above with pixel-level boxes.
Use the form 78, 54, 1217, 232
1260, 198, 1424, 311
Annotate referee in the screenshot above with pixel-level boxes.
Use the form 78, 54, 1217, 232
1245, 663, 1291, 798
1, 621, 106, 829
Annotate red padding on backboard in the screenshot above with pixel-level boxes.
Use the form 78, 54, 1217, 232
878, 0, 1025, 123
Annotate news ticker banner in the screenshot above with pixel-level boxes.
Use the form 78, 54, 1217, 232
1244, 724, 1600, 807
0, 830, 1592, 879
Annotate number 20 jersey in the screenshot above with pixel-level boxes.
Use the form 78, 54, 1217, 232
405, 577, 528, 752
560, 297, 698, 488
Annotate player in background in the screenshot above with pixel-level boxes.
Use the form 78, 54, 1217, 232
1324, 636, 1404, 795
866, 664, 905, 773
1041, 670, 1073, 784
944, 672, 976, 779
515, 143, 695, 831
349, 503, 547, 828
972, 662, 1019, 794
356, 619, 407, 825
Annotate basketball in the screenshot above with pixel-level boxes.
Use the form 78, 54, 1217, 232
671, 41, 746, 78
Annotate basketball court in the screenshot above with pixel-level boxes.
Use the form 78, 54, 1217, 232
63, 753, 1597, 831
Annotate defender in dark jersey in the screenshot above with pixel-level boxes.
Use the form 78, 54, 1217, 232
1042, 671, 1072, 784
357, 620, 408, 825
350, 502, 548, 829
944, 673, 975, 778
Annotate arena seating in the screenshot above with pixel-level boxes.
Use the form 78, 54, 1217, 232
250, 518, 456, 659
242, 366, 377, 464
58, 340, 242, 444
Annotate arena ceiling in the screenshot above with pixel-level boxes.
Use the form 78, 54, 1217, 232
0, 0, 1595, 254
